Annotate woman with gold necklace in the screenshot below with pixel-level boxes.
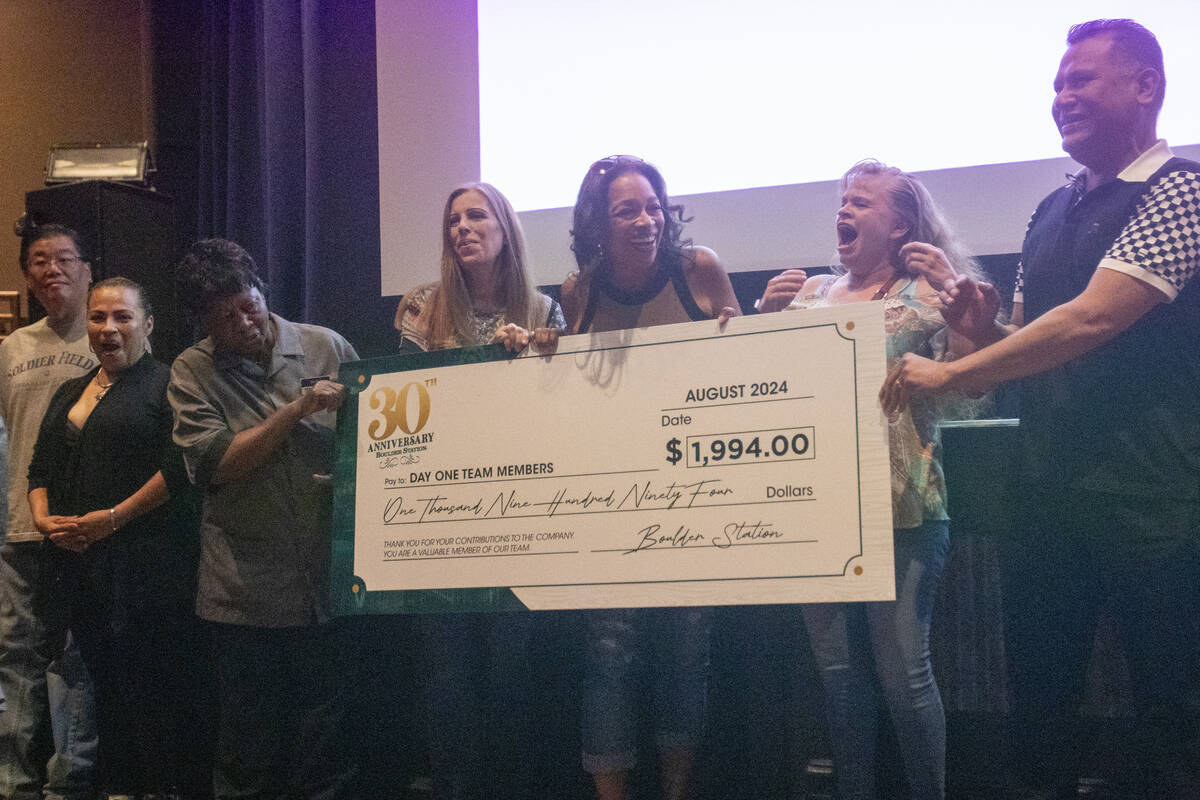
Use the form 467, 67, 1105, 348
28, 276, 205, 800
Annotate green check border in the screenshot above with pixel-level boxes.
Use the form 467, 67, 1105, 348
330, 343, 530, 615
330, 315, 876, 615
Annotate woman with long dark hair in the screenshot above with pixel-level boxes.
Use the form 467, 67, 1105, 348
563, 155, 740, 800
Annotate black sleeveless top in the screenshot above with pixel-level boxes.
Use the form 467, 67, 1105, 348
577, 257, 708, 334
1015, 156, 1200, 499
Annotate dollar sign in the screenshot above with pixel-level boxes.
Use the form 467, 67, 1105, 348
665, 437, 682, 465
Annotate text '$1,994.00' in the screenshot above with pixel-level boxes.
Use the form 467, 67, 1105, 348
664, 427, 814, 467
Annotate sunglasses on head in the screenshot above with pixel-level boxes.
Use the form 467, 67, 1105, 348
588, 154, 646, 177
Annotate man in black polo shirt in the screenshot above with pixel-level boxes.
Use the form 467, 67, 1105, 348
880, 18, 1199, 798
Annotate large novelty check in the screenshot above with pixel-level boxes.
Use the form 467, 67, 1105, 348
330, 302, 893, 614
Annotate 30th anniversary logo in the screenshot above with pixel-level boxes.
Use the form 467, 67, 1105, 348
364, 379, 436, 472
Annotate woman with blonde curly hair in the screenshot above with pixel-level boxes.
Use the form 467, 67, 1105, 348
759, 159, 987, 800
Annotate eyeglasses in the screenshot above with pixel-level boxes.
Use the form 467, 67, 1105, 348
29, 255, 81, 270
588, 154, 645, 177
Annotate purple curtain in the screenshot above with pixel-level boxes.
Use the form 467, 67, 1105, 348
153, 0, 393, 355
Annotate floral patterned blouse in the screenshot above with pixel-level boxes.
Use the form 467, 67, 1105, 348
786, 275, 950, 528
395, 283, 565, 352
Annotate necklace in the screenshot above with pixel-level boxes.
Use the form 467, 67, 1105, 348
869, 269, 903, 301
94, 369, 114, 401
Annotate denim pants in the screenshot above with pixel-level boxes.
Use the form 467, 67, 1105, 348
581, 606, 712, 774
802, 520, 949, 800
0, 541, 97, 800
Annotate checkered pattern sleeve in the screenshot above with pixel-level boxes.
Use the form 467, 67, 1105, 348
1102, 167, 1200, 300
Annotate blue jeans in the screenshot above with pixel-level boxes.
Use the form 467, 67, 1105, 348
0, 541, 97, 800
802, 521, 949, 800
581, 606, 711, 774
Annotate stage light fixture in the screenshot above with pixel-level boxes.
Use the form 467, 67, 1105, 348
44, 141, 152, 185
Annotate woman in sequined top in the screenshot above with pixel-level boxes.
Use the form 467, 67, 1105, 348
395, 181, 562, 352
393, 182, 562, 800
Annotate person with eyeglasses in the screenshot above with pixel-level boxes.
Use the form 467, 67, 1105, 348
0, 223, 99, 800
561, 154, 740, 800
393, 182, 564, 800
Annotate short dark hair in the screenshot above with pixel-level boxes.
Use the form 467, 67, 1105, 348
570, 155, 691, 275
1068, 19, 1165, 110
89, 276, 153, 319
19, 223, 86, 272
175, 238, 266, 318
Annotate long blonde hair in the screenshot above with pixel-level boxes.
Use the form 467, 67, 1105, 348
422, 182, 544, 348
840, 160, 984, 281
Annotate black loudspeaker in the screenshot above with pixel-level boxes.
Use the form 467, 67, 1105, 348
24, 180, 186, 362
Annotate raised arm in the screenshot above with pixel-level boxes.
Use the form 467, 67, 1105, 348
755, 269, 809, 314
882, 160, 1200, 411
170, 354, 349, 488
212, 380, 347, 485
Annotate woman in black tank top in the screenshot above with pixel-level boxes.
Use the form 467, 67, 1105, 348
564, 155, 740, 800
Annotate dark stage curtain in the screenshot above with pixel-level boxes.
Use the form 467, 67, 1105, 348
152, 0, 396, 356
